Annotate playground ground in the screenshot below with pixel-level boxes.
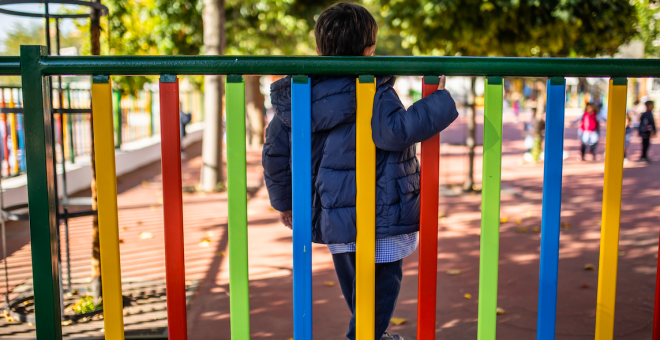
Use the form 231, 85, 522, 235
0, 109, 659, 339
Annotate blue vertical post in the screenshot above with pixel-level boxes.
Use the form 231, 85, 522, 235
291, 75, 312, 340
537, 77, 566, 340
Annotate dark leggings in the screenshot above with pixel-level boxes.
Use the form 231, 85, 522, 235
332, 253, 403, 340
642, 137, 651, 159
581, 142, 597, 159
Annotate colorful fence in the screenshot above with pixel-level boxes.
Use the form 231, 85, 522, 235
3, 49, 660, 340
0, 84, 201, 178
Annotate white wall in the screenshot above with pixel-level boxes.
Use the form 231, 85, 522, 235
1, 123, 204, 209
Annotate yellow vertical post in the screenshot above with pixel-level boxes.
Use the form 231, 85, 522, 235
594, 78, 627, 340
355, 75, 376, 340
9, 91, 18, 174
91, 75, 125, 339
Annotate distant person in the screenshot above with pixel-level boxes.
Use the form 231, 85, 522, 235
576, 103, 602, 161
262, 3, 459, 339
639, 100, 657, 163
624, 110, 634, 162
180, 103, 192, 158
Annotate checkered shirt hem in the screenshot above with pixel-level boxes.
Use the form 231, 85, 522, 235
326, 231, 419, 263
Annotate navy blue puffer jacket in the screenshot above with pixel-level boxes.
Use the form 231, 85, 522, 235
263, 75, 458, 244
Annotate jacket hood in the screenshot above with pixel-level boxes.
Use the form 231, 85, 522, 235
270, 75, 396, 132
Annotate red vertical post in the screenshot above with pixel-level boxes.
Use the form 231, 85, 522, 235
158, 75, 188, 340
417, 76, 440, 339
0, 89, 9, 176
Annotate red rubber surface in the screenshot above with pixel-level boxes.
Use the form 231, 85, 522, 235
417, 82, 440, 339
653, 231, 660, 340
158, 79, 188, 340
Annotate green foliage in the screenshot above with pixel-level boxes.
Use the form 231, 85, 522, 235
0, 22, 84, 56
71, 296, 102, 314
635, 0, 660, 57
224, 0, 332, 55
71, 0, 203, 93
369, 0, 638, 57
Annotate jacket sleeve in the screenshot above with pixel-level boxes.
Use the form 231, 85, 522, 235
371, 86, 459, 152
262, 115, 292, 212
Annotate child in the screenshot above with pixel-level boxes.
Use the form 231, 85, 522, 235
576, 103, 601, 161
624, 110, 634, 162
639, 100, 657, 162
262, 3, 458, 339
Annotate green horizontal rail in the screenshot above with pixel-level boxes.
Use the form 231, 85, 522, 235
0, 57, 21, 75
4, 53, 660, 77
18, 55, 660, 77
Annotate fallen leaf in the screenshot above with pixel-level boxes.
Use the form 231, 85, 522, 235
500, 217, 508, 223
216, 251, 225, 257
136, 220, 143, 225
531, 227, 541, 233
5, 317, 14, 322
515, 227, 528, 233
438, 210, 446, 218
464, 293, 472, 299
141, 181, 148, 188
584, 263, 595, 270
390, 317, 407, 326
618, 251, 626, 257
121, 227, 128, 231
28, 322, 34, 326
61, 320, 72, 326
268, 207, 275, 211
156, 198, 164, 205
324, 281, 335, 287
119, 239, 125, 244
446, 269, 462, 275
496, 307, 505, 315
582, 284, 590, 288
515, 219, 522, 225
139, 232, 153, 240
199, 238, 212, 247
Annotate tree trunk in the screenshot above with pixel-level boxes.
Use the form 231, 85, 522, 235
90, 0, 102, 305
463, 76, 477, 192
245, 75, 265, 147
532, 79, 547, 162
200, 0, 226, 192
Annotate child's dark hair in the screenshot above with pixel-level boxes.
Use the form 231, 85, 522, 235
314, 2, 378, 56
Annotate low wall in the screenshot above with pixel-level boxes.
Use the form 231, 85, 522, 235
1, 123, 204, 209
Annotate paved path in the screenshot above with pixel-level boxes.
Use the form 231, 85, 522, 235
1, 111, 659, 339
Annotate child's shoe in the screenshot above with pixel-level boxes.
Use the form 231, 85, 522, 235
381, 332, 404, 340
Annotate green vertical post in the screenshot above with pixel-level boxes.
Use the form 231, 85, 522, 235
477, 76, 504, 340
66, 85, 75, 163
112, 90, 122, 148
148, 90, 154, 137
200, 91, 204, 122
225, 75, 250, 339
21, 45, 63, 340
